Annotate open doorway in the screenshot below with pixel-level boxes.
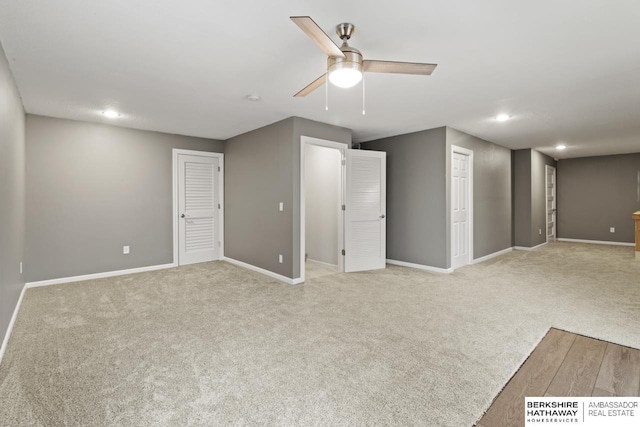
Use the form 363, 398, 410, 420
300, 137, 347, 281
300, 136, 387, 282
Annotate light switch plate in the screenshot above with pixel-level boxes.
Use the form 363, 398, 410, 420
279, 202, 284, 212
610, 227, 615, 233
123, 245, 130, 254
279, 254, 283, 263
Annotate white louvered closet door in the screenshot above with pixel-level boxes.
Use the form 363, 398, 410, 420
178, 154, 219, 265
344, 149, 386, 272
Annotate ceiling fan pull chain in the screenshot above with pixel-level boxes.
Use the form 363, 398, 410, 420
362, 76, 366, 115
325, 74, 329, 111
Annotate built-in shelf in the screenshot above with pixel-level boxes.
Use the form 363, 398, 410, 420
634, 211, 640, 260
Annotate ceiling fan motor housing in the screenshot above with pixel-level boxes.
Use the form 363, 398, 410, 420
328, 22, 362, 78
327, 44, 363, 77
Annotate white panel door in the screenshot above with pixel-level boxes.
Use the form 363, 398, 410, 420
546, 165, 557, 241
178, 154, 219, 265
451, 151, 470, 269
344, 149, 386, 272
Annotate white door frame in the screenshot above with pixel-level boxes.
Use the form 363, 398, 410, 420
300, 136, 348, 283
172, 149, 224, 265
545, 165, 557, 243
450, 145, 474, 269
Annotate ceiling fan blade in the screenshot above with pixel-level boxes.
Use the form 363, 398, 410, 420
294, 74, 326, 97
290, 16, 345, 58
364, 60, 437, 75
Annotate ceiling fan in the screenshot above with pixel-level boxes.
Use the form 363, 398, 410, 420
290, 16, 438, 97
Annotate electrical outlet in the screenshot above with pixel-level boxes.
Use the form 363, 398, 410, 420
539, 229, 542, 236
278, 254, 283, 264
279, 202, 284, 212
123, 245, 130, 255
610, 227, 615, 233
20, 262, 23, 275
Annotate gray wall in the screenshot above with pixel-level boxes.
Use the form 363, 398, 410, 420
362, 127, 511, 269
25, 115, 223, 282
361, 127, 448, 268
446, 128, 513, 264
225, 116, 350, 279
557, 153, 640, 243
0, 42, 26, 342
513, 150, 532, 247
224, 118, 295, 278
305, 144, 341, 266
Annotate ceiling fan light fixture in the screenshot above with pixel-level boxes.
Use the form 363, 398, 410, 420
329, 67, 363, 88
102, 109, 120, 118
327, 45, 363, 88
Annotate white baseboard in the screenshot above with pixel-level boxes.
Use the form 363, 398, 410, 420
514, 242, 548, 251
223, 257, 301, 285
0, 283, 27, 365
557, 238, 635, 247
472, 247, 513, 264
386, 259, 453, 274
26, 263, 177, 288
306, 259, 338, 271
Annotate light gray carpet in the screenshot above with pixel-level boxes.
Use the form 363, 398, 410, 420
1, 242, 639, 426
305, 261, 338, 280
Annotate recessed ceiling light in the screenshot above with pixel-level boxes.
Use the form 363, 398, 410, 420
246, 94, 261, 102
496, 114, 511, 122
102, 110, 120, 118
556, 144, 567, 150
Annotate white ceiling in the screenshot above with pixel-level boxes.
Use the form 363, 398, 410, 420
1, 0, 639, 159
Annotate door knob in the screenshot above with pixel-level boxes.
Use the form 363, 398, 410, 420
181, 214, 186, 218
380, 214, 386, 219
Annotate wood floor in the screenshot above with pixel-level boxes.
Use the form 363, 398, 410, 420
476, 328, 640, 427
